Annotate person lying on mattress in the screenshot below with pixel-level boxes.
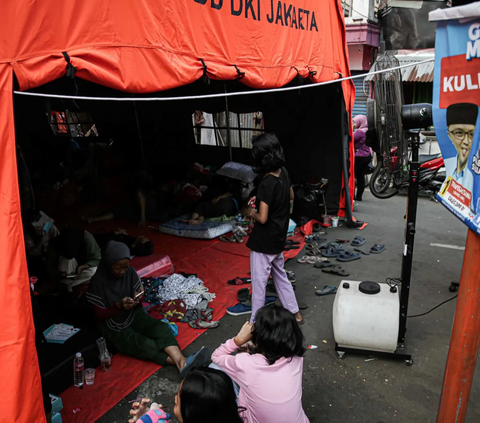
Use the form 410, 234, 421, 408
94, 228, 154, 257
86, 241, 209, 374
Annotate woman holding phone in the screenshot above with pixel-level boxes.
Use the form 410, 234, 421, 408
87, 241, 207, 374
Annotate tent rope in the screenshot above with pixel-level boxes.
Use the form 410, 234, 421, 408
13, 59, 434, 102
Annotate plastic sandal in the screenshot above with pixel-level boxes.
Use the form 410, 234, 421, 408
322, 246, 345, 258
314, 261, 333, 268
297, 255, 310, 264
315, 285, 338, 296
227, 277, 251, 285
370, 244, 386, 254
337, 250, 361, 262
237, 288, 250, 303
189, 319, 220, 329
351, 236, 366, 247
322, 266, 350, 276
219, 235, 236, 243
354, 248, 370, 256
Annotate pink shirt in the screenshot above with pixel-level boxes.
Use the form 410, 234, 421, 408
211, 338, 310, 423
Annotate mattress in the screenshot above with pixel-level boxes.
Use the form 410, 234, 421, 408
158, 216, 233, 239
130, 253, 175, 278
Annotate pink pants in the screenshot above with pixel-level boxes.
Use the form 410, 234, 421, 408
250, 250, 299, 322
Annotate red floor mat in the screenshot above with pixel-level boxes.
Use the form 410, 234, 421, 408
60, 222, 304, 422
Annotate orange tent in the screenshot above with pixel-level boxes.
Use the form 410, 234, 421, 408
0, 1, 354, 420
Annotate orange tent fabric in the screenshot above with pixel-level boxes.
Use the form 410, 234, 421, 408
0, 1, 354, 420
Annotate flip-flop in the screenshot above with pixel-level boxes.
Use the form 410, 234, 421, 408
307, 248, 322, 256
322, 246, 345, 258
189, 319, 220, 329
322, 266, 350, 276
180, 346, 211, 379
314, 261, 333, 268
233, 234, 244, 243
227, 277, 251, 285
337, 250, 361, 262
306, 256, 323, 264
315, 285, 338, 296
354, 248, 370, 256
370, 244, 386, 254
306, 242, 318, 250
335, 239, 350, 244
351, 236, 366, 247
297, 256, 310, 264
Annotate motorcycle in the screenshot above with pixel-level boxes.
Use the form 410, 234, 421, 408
370, 131, 446, 199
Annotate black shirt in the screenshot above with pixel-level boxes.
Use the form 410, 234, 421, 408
246, 167, 291, 255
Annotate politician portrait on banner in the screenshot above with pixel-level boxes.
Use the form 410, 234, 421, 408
433, 15, 480, 233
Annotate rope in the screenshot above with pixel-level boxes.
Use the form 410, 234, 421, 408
13, 59, 434, 102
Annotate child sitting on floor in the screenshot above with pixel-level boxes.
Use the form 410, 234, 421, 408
211, 304, 309, 423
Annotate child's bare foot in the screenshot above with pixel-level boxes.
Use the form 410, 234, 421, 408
128, 399, 151, 423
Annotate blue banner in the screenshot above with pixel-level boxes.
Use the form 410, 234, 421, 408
434, 18, 480, 233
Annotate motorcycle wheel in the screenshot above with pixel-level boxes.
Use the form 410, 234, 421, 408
369, 162, 399, 199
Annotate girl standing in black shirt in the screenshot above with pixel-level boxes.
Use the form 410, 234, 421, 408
246, 134, 303, 324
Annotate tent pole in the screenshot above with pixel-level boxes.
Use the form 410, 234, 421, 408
437, 229, 480, 423
224, 83, 233, 161
131, 95, 147, 167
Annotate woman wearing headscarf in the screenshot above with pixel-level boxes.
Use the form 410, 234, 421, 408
86, 241, 209, 374
353, 115, 372, 201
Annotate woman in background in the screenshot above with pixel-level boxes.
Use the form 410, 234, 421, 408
353, 115, 372, 201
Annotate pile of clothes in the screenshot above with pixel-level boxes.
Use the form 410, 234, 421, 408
142, 273, 219, 329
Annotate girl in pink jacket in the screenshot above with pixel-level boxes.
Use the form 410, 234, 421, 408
212, 305, 310, 423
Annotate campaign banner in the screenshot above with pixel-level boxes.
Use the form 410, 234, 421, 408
433, 18, 480, 233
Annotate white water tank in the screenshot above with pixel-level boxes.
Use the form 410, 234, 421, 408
333, 280, 400, 353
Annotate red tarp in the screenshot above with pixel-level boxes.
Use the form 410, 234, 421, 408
0, 1, 354, 421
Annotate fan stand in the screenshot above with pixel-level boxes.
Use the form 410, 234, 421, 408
336, 130, 421, 365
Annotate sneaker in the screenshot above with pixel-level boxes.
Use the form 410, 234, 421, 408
227, 303, 252, 316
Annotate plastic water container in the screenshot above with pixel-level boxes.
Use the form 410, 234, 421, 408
333, 280, 400, 353
73, 352, 85, 388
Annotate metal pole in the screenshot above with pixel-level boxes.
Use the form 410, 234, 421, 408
437, 229, 480, 423
398, 132, 420, 344
224, 83, 232, 161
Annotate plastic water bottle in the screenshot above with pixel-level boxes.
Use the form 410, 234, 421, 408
73, 352, 85, 388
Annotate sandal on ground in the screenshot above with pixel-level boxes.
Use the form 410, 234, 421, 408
351, 236, 366, 247
233, 233, 244, 243
314, 260, 333, 269
306, 242, 318, 250
297, 256, 310, 264
335, 238, 350, 244
354, 248, 370, 256
306, 256, 323, 264
322, 246, 345, 258
322, 266, 350, 276
370, 244, 386, 254
315, 285, 338, 296
180, 346, 211, 379
307, 248, 322, 256
189, 319, 220, 329
227, 277, 251, 285
337, 250, 361, 262
296, 318, 305, 325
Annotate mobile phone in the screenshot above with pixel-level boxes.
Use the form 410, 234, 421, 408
66, 275, 76, 279
134, 291, 144, 300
